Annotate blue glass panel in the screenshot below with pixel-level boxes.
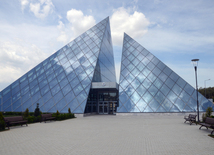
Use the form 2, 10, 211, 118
75, 66, 84, 75
22, 92, 31, 103
85, 65, 94, 75
62, 84, 71, 96
156, 106, 166, 112
155, 91, 165, 104
131, 68, 140, 77
3, 92, 11, 103
165, 78, 175, 89
176, 78, 186, 89
47, 72, 56, 82
172, 84, 182, 96
151, 57, 160, 65
31, 91, 41, 104
37, 72, 46, 83
20, 80, 28, 89
12, 92, 21, 103
174, 98, 186, 111
37, 68, 44, 77
12, 99, 21, 111
126, 63, 135, 72
70, 77, 79, 89
142, 67, 150, 77
117, 105, 128, 112
143, 91, 153, 103
152, 67, 161, 77
163, 67, 172, 76
160, 84, 170, 96
42, 91, 52, 103
42, 98, 55, 112
130, 91, 141, 103
3, 99, 11, 111
157, 61, 165, 71
49, 78, 58, 89
21, 85, 29, 95
81, 77, 91, 88
131, 79, 140, 90
54, 91, 63, 104
67, 72, 76, 82
45, 67, 54, 76
76, 91, 87, 104
148, 85, 158, 96
67, 98, 80, 112
200, 96, 213, 110
141, 49, 149, 56
147, 62, 155, 71
125, 73, 134, 83
162, 98, 173, 112
73, 84, 84, 96
153, 78, 163, 89
147, 72, 157, 83
73, 105, 83, 113
11, 80, 19, 89
169, 72, 179, 82
179, 90, 190, 103
31, 85, 40, 96
59, 78, 68, 89
64, 91, 75, 104
159, 72, 168, 82
187, 97, 197, 111
41, 84, 50, 96
149, 98, 160, 112
39, 79, 48, 89
57, 72, 66, 82
123, 99, 135, 112
135, 98, 147, 112
169, 105, 180, 112
56, 98, 67, 112
22, 98, 32, 112
30, 79, 38, 89
124, 85, 135, 96
167, 91, 178, 103
143, 106, 153, 112
184, 84, 194, 96
142, 78, 152, 89
136, 85, 146, 97
136, 73, 145, 83
51, 84, 61, 96
121, 68, 129, 78
132, 58, 140, 66
55, 67, 64, 76
142, 57, 150, 66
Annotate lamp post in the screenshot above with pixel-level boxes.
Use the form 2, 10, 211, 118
204, 79, 210, 98
191, 59, 199, 122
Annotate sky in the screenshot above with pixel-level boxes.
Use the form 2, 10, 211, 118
0, 0, 214, 92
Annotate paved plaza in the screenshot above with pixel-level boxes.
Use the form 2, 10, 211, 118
0, 115, 214, 155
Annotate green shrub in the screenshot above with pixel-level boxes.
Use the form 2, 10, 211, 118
24, 108, 29, 118
202, 113, 206, 122
34, 103, 41, 117
0, 112, 6, 130
206, 107, 213, 117
27, 116, 35, 123
68, 108, 71, 113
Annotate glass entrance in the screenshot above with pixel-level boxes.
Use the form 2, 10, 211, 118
109, 102, 116, 114
99, 102, 108, 114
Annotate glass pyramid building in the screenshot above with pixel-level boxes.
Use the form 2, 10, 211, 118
0, 17, 213, 114
118, 33, 213, 113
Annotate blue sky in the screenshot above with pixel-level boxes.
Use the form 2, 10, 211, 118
0, 0, 214, 91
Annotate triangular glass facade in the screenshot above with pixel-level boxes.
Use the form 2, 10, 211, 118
0, 17, 111, 113
118, 33, 213, 113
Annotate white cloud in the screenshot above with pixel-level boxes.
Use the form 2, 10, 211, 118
20, 0, 29, 11
29, 0, 54, 19
110, 7, 150, 46
66, 9, 96, 38
57, 21, 68, 43
0, 41, 48, 91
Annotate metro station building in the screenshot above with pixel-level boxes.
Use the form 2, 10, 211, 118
0, 17, 213, 115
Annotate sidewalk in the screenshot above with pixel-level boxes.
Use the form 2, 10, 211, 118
0, 115, 213, 155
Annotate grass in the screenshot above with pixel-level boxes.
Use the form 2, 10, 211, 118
208, 134, 214, 138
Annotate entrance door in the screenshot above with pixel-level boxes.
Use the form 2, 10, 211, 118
99, 102, 108, 114
109, 102, 116, 114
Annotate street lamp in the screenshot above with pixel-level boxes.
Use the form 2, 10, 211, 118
204, 79, 210, 98
191, 59, 199, 122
